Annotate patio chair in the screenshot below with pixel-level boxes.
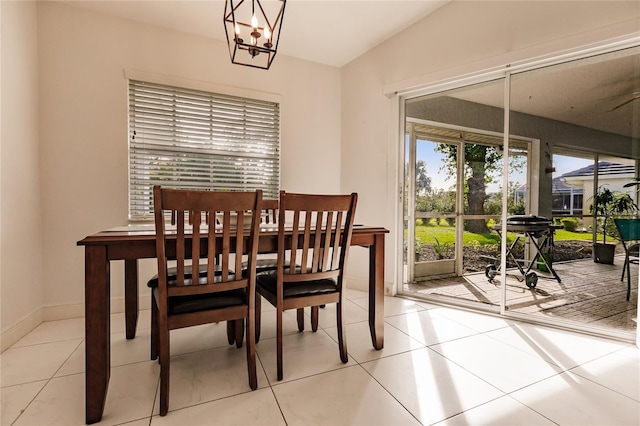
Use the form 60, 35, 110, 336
613, 218, 640, 301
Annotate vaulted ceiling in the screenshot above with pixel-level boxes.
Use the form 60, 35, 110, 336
60, 0, 449, 67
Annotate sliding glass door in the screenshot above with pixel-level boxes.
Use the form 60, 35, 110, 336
399, 43, 639, 341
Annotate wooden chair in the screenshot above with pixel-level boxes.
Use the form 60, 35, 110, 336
614, 218, 640, 301
255, 191, 358, 380
149, 186, 262, 415
240, 197, 323, 343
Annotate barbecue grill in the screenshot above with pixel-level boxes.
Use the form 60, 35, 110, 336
485, 215, 561, 288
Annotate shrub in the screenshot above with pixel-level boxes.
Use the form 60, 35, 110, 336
561, 217, 578, 232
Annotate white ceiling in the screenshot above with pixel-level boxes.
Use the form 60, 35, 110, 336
61, 0, 449, 67
450, 47, 640, 139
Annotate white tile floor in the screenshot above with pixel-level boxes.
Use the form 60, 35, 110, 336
2, 288, 639, 425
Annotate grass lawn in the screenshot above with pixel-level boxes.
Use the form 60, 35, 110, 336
554, 229, 596, 241
414, 221, 600, 246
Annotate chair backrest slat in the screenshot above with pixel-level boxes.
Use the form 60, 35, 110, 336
207, 212, 216, 285
311, 212, 323, 273
235, 211, 245, 274
191, 210, 202, 283
176, 210, 186, 286
321, 211, 334, 270
331, 211, 344, 270
289, 211, 300, 270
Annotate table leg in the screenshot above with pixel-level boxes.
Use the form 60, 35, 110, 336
85, 246, 110, 424
124, 259, 139, 339
368, 233, 385, 350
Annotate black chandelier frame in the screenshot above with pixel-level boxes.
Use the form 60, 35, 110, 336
224, 0, 287, 70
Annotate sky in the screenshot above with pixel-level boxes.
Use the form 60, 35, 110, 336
416, 141, 516, 193
415, 143, 594, 194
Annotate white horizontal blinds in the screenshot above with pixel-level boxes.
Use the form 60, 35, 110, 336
128, 80, 280, 219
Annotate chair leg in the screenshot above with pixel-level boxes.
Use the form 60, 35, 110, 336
255, 295, 262, 343
227, 320, 236, 345
235, 318, 244, 348
150, 294, 158, 361
627, 259, 632, 302
311, 306, 319, 332
245, 314, 257, 390
336, 301, 348, 364
296, 308, 304, 332
621, 256, 628, 281
277, 306, 284, 381
158, 322, 170, 416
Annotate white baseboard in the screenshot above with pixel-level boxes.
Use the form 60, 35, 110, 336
0, 295, 152, 353
1, 309, 44, 352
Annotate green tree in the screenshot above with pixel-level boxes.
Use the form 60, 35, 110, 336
416, 160, 432, 195
435, 143, 523, 233
487, 181, 525, 216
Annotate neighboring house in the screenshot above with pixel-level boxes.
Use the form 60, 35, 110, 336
551, 177, 584, 216
514, 161, 636, 219
514, 175, 584, 216
562, 161, 636, 222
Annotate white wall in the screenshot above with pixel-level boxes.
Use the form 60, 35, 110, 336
1, 1, 45, 349
27, 2, 341, 329
341, 1, 640, 294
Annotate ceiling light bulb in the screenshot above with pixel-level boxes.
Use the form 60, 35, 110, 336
264, 26, 271, 40
251, 14, 258, 29
235, 23, 240, 35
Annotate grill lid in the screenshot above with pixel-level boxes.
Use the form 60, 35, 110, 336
498, 215, 552, 233
506, 215, 552, 226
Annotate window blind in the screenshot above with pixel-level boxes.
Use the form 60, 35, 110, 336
128, 80, 280, 220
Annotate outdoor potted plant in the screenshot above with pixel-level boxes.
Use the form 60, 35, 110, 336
589, 186, 638, 264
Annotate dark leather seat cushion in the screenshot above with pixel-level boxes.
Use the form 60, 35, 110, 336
149, 264, 245, 314
256, 269, 337, 298
168, 289, 246, 315
241, 258, 291, 276
148, 264, 225, 288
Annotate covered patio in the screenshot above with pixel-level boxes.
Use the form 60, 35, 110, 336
404, 255, 638, 335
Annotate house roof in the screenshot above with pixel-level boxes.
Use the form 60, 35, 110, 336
515, 177, 582, 195
561, 161, 635, 178
515, 161, 635, 195
552, 177, 583, 193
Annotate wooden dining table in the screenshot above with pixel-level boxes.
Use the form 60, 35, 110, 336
77, 223, 388, 424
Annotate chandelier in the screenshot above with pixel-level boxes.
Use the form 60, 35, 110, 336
224, 0, 287, 70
